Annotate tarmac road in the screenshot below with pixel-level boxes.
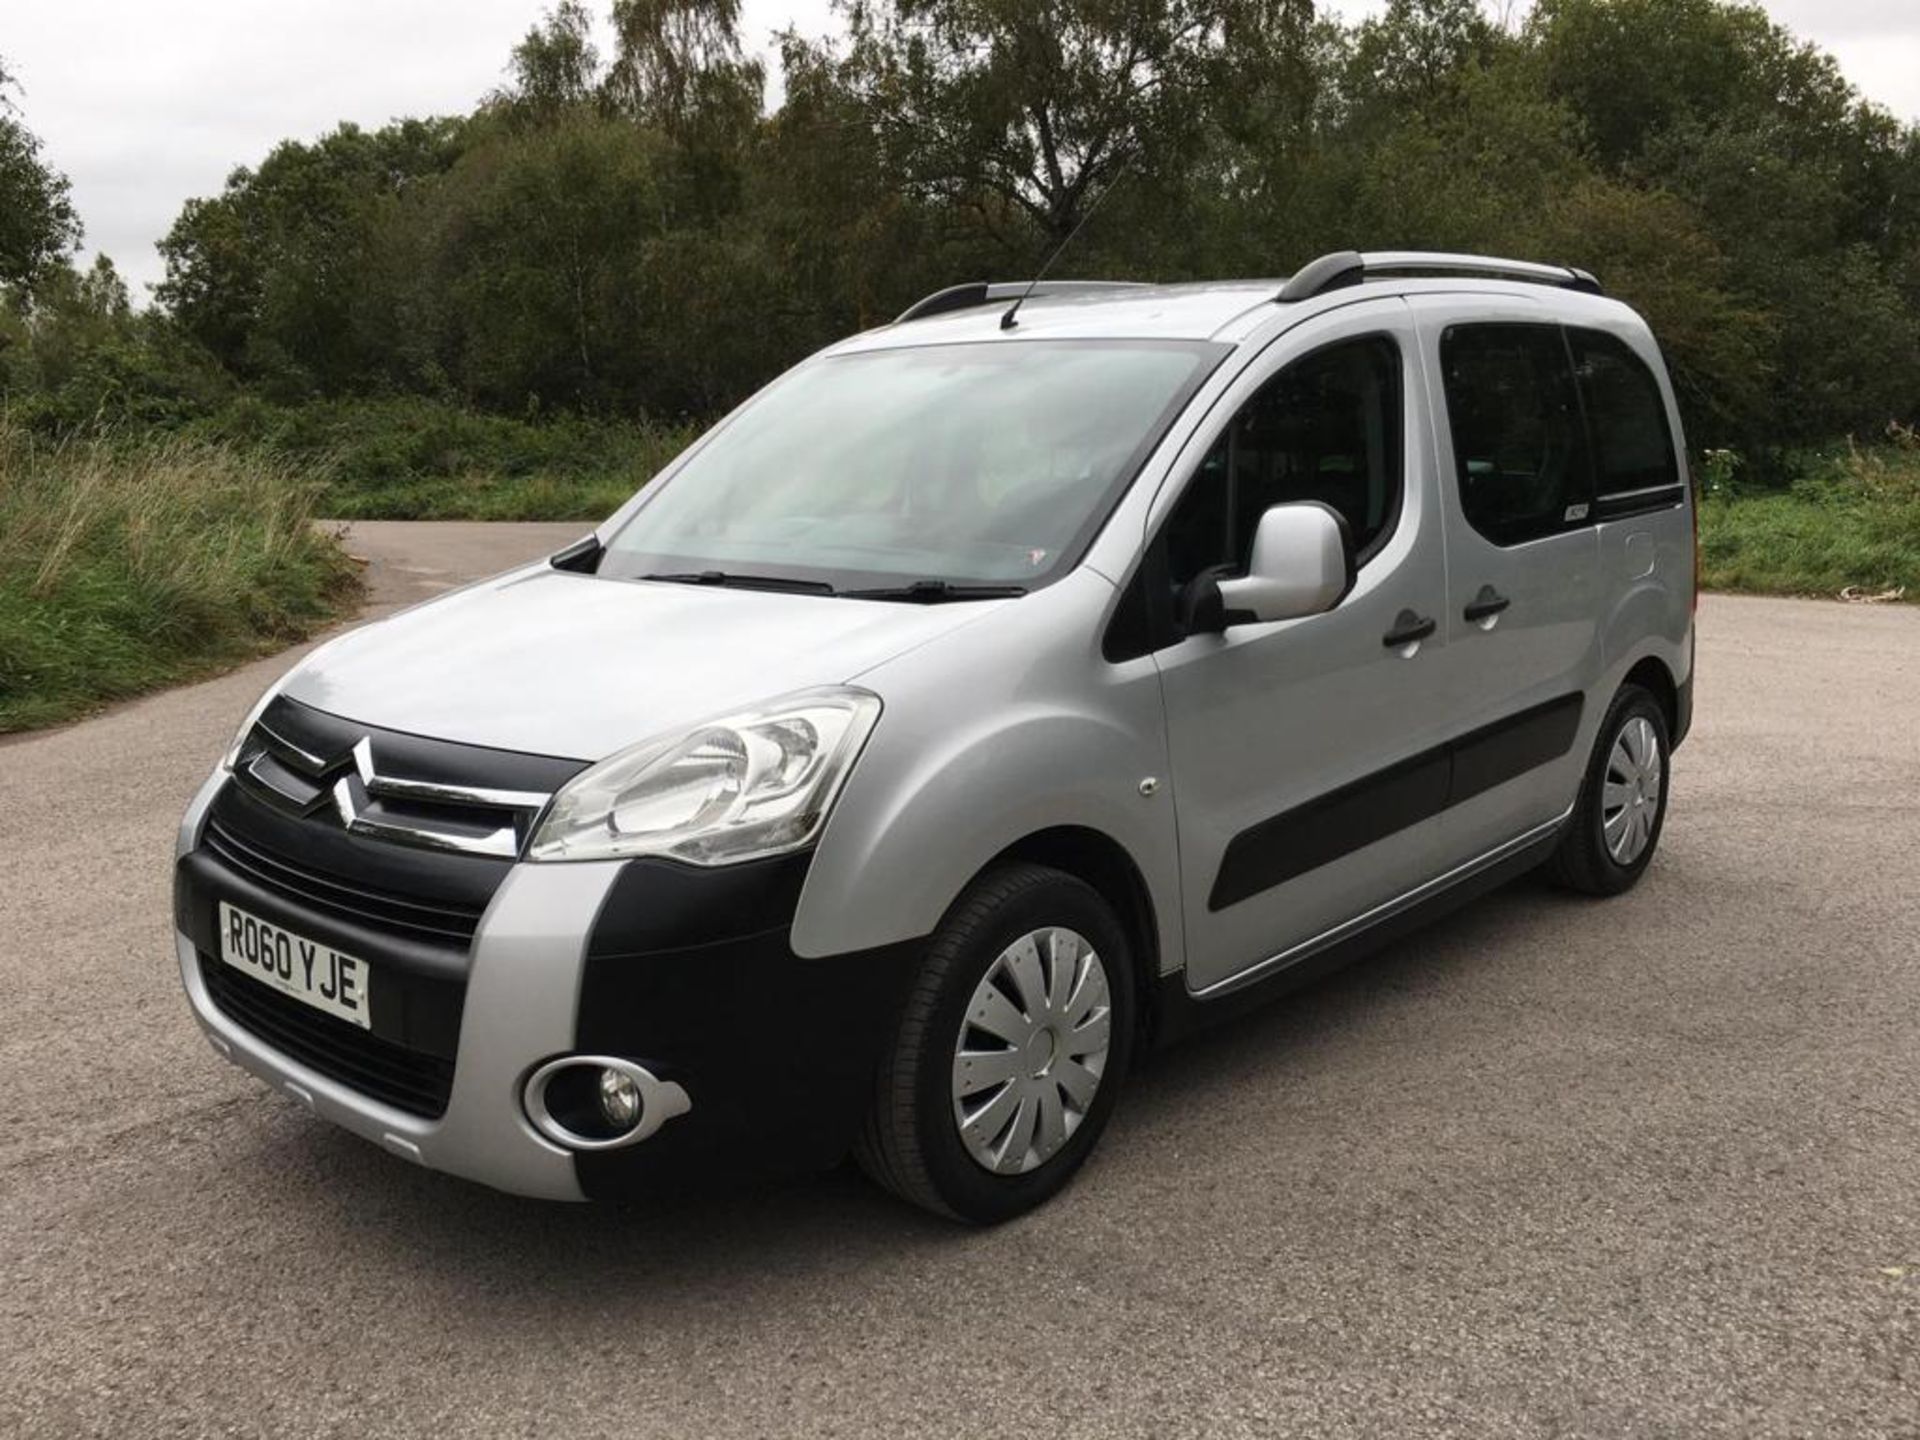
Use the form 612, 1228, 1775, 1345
2, 522, 1916, 1438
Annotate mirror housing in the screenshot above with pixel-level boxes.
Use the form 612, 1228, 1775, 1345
1178, 563, 1231, 636
1215, 502, 1353, 624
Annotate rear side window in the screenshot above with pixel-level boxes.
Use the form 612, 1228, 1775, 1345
1441, 324, 1591, 547
1163, 334, 1404, 589
1567, 328, 1681, 510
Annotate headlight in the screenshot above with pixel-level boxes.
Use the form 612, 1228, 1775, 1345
527, 687, 881, 865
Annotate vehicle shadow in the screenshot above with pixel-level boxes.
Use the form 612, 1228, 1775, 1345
259, 873, 1567, 1303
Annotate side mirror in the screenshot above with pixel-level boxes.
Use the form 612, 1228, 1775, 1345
1216, 502, 1353, 624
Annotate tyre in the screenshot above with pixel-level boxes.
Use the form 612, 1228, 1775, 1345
854, 862, 1135, 1223
1548, 683, 1671, 896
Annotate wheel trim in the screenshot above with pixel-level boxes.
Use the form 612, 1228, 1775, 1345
1601, 714, 1663, 865
951, 926, 1112, 1176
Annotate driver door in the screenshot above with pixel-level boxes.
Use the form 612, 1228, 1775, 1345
1148, 302, 1470, 995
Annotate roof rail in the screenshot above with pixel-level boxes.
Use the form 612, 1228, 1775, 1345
894, 279, 1147, 324
1276, 250, 1602, 303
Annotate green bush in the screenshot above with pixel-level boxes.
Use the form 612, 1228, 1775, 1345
0, 423, 360, 731
183, 395, 699, 520
1698, 431, 1920, 599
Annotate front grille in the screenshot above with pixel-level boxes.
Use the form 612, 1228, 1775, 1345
232, 694, 586, 862
202, 815, 486, 946
200, 953, 456, 1118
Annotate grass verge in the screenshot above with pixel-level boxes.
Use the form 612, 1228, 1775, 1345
1698, 435, 1920, 601
0, 423, 361, 733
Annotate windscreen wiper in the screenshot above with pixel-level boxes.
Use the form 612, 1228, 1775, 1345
642, 570, 837, 595
841, 579, 1029, 603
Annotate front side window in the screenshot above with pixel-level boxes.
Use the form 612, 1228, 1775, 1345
598, 340, 1222, 591
1441, 324, 1591, 547
1567, 328, 1679, 500
1162, 335, 1405, 590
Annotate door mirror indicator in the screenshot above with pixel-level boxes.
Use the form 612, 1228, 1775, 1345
1216, 503, 1354, 625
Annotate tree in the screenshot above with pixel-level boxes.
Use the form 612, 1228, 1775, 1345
0, 58, 82, 294
1339, 0, 1502, 124
1526, 0, 1920, 448
434, 113, 668, 409
503, 1, 603, 119
157, 119, 468, 394
835, 0, 1312, 256
605, 0, 765, 225
102, 0, 1918, 453
607, 0, 764, 132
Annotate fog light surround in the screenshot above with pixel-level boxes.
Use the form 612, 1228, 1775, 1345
522, 1055, 691, 1151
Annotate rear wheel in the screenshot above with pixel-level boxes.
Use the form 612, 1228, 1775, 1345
1549, 683, 1671, 896
854, 862, 1134, 1223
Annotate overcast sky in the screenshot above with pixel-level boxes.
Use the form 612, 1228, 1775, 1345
5, 0, 1917, 301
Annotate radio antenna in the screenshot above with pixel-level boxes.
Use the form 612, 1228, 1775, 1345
1000, 155, 1136, 331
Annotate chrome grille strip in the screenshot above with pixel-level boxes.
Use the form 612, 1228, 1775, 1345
350, 738, 551, 812
253, 719, 328, 774
332, 776, 526, 859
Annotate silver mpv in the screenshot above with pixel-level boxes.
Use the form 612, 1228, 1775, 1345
175, 251, 1696, 1222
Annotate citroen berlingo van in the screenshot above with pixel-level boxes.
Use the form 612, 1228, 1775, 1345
175, 251, 1695, 1222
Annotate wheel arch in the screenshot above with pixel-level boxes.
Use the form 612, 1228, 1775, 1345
1621, 654, 1679, 740
982, 826, 1164, 1052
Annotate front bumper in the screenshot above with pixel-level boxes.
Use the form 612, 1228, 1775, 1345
175, 774, 920, 1202
177, 857, 620, 1200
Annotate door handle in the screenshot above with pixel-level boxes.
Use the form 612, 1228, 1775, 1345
1381, 610, 1437, 649
1463, 587, 1512, 624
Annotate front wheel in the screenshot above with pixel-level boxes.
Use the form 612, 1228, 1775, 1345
1548, 683, 1671, 896
854, 863, 1134, 1223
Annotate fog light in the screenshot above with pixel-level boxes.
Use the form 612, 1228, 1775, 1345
523, 1055, 691, 1151
598, 1066, 642, 1130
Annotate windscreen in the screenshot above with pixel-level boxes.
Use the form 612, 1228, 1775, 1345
599, 339, 1221, 591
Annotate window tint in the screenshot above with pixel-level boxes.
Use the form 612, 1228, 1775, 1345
1163, 336, 1403, 589
1441, 324, 1590, 547
1568, 328, 1678, 498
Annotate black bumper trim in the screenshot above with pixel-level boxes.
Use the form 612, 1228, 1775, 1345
176, 849, 467, 1060
572, 852, 923, 1198
196, 952, 455, 1118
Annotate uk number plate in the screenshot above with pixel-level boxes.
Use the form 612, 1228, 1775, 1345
217, 901, 373, 1030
